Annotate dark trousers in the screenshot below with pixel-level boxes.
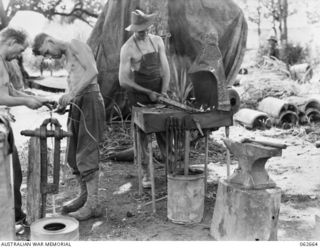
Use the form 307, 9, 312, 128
127, 79, 167, 172
67, 90, 105, 182
2, 117, 26, 222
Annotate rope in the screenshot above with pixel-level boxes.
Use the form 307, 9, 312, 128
42, 103, 98, 145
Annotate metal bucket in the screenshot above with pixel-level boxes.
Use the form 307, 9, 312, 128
167, 169, 205, 224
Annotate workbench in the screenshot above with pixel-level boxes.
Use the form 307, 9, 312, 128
132, 106, 233, 213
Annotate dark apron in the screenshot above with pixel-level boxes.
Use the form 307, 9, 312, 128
127, 36, 162, 107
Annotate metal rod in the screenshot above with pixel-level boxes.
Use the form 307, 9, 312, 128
40, 136, 47, 218
169, 120, 174, 174
174, 119, 179, 173
148, 135, 156, 213
143, 196, 167, 207
52, 195, 56, 215
184, 130, 190, 176
165, 119, 169, 186
135, 125, 143, 196
225, 126, 231, 177
53, 136, 60, 194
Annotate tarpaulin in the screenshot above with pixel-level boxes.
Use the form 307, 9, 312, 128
87, 0, 247, 118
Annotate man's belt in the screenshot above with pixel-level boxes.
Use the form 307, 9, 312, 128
76, 84, 100, 96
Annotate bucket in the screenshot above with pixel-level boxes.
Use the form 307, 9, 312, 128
30, 216, 79, 241
167, 169, 205, 224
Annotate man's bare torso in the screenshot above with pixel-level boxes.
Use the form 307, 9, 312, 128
65, 39, 97, 92
126, 34, 159, 71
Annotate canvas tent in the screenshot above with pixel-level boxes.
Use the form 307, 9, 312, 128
87, 0, 247, 121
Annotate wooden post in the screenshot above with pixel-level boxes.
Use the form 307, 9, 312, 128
0, 130, 15, 240
148, 134, 156, 213
204, 130, 209, 194
27, 136, 42, 223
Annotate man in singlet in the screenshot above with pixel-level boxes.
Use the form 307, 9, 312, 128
119, 10, 170, 188
0, 28, 47, 229
32, 34, 105, 221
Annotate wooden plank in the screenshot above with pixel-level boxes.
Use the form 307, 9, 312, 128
27, 136, 42, 224
0, 131, 15, 241
133, 107, 233, 134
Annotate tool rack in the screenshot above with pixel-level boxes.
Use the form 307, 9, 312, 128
132, 106, 233, 213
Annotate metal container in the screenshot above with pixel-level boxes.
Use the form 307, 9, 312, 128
30, 216, 79, 241
258, 97, 298, 128
258, 97, 298, 118
167, 169, 205, 224
234, 108, 271, 130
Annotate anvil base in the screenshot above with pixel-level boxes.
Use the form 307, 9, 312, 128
210, 179, 281, 241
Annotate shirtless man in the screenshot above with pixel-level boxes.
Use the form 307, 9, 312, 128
0, 28, 46, 228
119, 10, 170, 188
32, 34, 105, 221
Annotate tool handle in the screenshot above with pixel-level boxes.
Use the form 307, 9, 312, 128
242, 137, 287, 149
158, 96, 201, 112
43, 100, 58, 110
20, 130, 35, 136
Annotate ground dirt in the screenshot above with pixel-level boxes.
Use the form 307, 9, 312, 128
11, 66, 320, 241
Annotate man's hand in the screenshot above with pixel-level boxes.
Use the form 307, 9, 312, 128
25, 98, 43, 110
161, 91, 169, 98
55, 105, 67, 115
147, 91, 160, 102
58, 93, 73, 108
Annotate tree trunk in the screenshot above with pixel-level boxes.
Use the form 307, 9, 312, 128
257, 1, 262, 41
0, 0, 8, 30
270, 0, 277, 37
279, 0, 289, 70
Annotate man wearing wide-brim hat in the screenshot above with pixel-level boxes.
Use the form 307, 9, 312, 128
267, 35, 279, 59
119, 9, 170, 188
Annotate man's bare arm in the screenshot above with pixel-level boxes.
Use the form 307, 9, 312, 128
0, 85, 27, 106
0, 64, 43, 109
7, 83, 48, 103
157, 36, 170, 94
0, 85, 43, 109
68, 40, 98, 97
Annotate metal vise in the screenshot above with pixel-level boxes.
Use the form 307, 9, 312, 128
223, 138, 285, 189
21, 118, 71, 217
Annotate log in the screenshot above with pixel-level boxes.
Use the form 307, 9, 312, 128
26, 136, 42, 224
211, 180, 281, 240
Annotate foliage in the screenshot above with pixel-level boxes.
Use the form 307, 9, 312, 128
257, 41, 308, 66
170, 55, 193, 104
0, 0, 104, 29
282, 42, 309, 66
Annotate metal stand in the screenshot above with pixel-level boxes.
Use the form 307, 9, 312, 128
21, 118, 71, 218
